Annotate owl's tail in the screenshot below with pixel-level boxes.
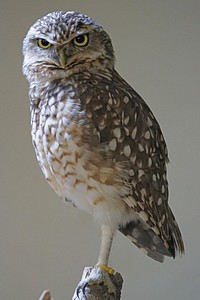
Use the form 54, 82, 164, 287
119, 215, 184, 263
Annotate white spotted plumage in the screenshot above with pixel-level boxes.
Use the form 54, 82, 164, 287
23, 10, 184, 279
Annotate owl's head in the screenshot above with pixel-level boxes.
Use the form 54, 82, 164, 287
22, 11, 115, 82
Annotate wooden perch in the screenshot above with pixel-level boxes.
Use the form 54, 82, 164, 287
38, 267, 123, 300
39, 290, 54, 300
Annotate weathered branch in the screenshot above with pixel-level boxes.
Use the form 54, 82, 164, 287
39, 290, 54, 300
39, 267, 123, 300
72, 267, 123, 300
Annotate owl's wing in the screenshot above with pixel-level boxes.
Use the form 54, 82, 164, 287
81, 70, 184, 261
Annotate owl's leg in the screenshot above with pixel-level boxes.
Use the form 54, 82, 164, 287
75, 225, 117, 298
97, 224, 115, 266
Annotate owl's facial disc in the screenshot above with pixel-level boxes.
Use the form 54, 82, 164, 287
22, 11, 115, 81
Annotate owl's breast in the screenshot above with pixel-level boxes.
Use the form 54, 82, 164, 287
31, 95, 130, 226
31, 96, 89, 205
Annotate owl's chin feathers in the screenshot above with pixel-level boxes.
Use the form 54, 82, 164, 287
23, 56, 113, 84
23, 63, 66, 83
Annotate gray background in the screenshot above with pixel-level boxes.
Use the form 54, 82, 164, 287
1, 1, 199, 299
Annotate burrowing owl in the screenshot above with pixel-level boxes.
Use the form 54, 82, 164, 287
22, 10, 184, 292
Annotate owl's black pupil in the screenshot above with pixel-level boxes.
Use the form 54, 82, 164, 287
76, 35, 85, 43
41, 39, 49, 46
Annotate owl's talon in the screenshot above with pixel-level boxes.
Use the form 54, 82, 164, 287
82, 281, 89, 297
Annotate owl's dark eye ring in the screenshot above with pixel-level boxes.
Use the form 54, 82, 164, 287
73, 34, 89, 47
37, 38, 51, 49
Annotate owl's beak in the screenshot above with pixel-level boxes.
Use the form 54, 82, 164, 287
58, 48, 66, 68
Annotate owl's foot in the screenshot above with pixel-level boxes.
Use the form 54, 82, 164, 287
74, 265, 123, 300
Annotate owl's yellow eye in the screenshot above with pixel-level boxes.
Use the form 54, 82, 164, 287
73, 34, 89, 47
37, 38, 51, 49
